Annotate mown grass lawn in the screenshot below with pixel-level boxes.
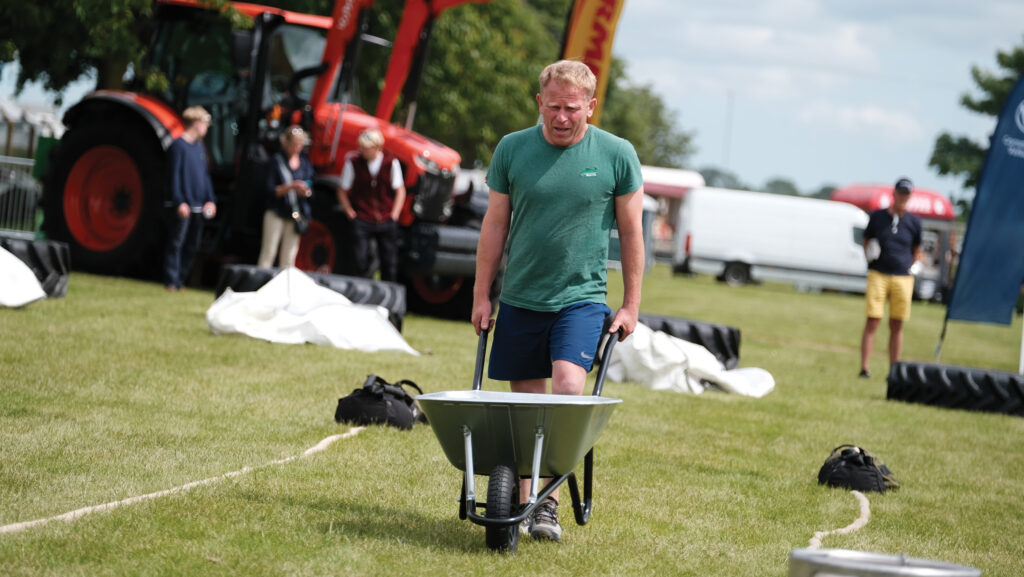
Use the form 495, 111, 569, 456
1, 267, 1022, 576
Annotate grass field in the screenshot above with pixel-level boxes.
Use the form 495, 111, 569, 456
2, 267, 1023, 576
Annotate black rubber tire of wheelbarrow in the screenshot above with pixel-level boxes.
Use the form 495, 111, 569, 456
485, 464, 520, 553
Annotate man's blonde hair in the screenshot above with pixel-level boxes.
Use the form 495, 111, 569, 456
357, 128, 385, 149
539, 60, 596, 99
182, 106, 211, 128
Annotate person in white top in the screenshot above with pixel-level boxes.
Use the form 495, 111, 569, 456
335, 129, 406, 281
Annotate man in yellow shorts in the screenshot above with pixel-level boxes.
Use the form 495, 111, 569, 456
859, 178, 923, 378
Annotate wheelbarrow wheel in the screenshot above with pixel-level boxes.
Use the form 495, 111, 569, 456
485, 463, 520, 553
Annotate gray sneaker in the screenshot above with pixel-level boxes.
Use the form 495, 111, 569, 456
529, 497, 562, 542
519, 509, 532, 536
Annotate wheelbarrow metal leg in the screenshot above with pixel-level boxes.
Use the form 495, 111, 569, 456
528, 426, 545, 504
462, 425, 476, 510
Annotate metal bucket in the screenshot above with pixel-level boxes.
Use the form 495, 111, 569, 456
417, 390, 621, 477
789, 549, 981, 577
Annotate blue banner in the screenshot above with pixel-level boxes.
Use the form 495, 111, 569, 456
946, 74, 1024, 325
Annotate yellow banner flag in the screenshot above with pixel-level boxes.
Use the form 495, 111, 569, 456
561, 0, 627, 126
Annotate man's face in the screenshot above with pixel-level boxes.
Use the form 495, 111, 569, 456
536, 80, 595, 147
359, 142, 382, 161
893, 191, 911, 213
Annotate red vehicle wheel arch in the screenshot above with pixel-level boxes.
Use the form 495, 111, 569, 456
63, 145, 143, 252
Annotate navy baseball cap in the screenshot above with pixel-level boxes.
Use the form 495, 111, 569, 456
894, 178, 913, 194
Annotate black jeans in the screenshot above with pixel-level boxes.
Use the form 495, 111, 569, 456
350, 218, 399, 282
164, 212, 205, 288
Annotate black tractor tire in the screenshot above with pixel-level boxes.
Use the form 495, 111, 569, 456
485, 463, 520, 553
405, 274, 473, 319
720, 261, 751, 286
44, 120, 165, 277
887, 361, 1024, 416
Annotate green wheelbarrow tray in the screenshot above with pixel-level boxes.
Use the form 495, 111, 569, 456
416, 390, 621, 477
416, 326, 622, 553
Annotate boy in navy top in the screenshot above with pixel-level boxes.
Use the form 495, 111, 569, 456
164, 106, 216, 291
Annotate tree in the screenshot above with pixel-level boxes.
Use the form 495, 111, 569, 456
929, 38, 1024, 195
601, 59, 695, 168
808, 184, 837, 199
763, 177, 799, 196
0, 0, 693, 170
0, 1, 153, 99
0, 1, 242, 101
699, 166, 748, 190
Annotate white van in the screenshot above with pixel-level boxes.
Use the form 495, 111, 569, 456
672, 187, 870, 293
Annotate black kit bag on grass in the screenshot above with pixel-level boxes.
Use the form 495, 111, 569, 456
817, 444, 900, 493
334, 374, 427, 430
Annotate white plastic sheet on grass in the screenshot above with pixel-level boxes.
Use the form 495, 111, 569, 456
607, 322, 773, 397
206, 267, 418, 355
0, 246, 46, 308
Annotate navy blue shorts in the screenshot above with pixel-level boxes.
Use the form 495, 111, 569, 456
488, 301, 611, 381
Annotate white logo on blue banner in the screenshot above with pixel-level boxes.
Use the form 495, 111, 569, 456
1016, 99, 1024, 134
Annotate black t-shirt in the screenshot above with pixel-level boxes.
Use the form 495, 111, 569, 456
864, 208, 922, 275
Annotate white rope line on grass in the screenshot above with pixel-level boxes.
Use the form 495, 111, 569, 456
0, 427, 365, 536
807, 490, 871, 549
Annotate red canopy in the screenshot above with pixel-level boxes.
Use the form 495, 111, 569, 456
831, 184, 955, 221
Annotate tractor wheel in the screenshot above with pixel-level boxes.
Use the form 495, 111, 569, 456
295, 217, 338, 275
485, 463, 520, 553
404, 270, 503, 321
44, 121, 164, 277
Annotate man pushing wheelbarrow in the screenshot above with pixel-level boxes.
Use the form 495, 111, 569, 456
470, 60, 645, 544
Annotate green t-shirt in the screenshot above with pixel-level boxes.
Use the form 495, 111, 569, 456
486, 125, 642, 311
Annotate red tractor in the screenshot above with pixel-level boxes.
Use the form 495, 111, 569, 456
43, 0, 494, 318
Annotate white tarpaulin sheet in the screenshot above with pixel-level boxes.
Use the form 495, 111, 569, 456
206, 268, 418, 355
607, 322, 774, 397
0, 246, 46, 308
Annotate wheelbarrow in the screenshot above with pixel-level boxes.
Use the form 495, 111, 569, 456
416, 327, 622, 553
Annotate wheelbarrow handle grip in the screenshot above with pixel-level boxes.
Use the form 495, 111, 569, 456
591, 328, 623, 397
472, 327, 489, 391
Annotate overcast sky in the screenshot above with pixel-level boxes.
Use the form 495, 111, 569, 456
612, 0, 1024, 199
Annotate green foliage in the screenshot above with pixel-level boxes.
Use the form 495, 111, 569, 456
699, 165, 750, 190
1, 271, 1022, 575
763, 177, 800, 196
929, 37, 1024, 196
808, 184, 837, 199
2, 0, 692, 170
601, 59, 696, 168
0, 0, 239, 99
406, 0, 559, 166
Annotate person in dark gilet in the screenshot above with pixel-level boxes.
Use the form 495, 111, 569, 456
336, 129, 406, 281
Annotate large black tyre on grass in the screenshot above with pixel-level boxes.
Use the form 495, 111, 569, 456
43, 119, 165, 278
636, 312, 742, 369
484, 463, 520, 553
887, 361, 1024, 417
214, 263, 408, 331
0, 234, 71, 297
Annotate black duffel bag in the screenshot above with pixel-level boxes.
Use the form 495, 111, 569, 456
334, 375, 427, 430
